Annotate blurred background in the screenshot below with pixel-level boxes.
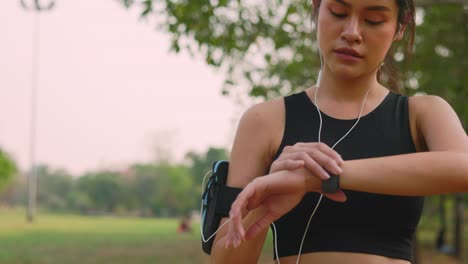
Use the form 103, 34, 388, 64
0, 0, 467, 263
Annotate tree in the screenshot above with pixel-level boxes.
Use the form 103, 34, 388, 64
0, 149, 17, 192
186, 147, 229, 185
119, 0, 467, 128
406, 5, 467, 128
77, 171, 127, 213
128, 162, 197, 217
154, 164, 194, 216
129, 163, 160, 216
35, 165, 74, 211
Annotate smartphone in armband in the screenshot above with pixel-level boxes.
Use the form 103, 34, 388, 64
201, 160, 242, 254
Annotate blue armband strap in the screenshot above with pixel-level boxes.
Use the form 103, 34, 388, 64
201, 160, 242, 255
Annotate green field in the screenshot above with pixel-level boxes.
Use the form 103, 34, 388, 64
0, 208, 208, 264
0, 207, 464, 264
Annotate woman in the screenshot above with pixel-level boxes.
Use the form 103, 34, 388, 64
211, 0, 468, 263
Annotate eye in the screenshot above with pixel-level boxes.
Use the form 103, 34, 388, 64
365, 13, 387, 26
329, 9, 347, 18
365, 19, 384, 26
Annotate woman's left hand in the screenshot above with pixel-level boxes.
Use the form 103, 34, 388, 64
225, 168, 316, 249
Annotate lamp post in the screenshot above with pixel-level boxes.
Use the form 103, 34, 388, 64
20, 0, 55, 222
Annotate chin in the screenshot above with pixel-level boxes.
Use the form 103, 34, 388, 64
331, 66, 365, 80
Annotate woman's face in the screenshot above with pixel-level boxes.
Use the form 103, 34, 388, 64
317, 0, 401, 79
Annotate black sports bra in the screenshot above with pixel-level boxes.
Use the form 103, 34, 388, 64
271, 91, 424, 262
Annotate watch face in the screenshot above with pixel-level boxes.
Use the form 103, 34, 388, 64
322, 175, 339, 193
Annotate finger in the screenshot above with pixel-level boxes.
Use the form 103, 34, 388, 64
229, 225, 241, 248
227, 212, 244, 248
242, 177, 270, 211
323, 189, 347, 202
245, 212, 277, 240
225, 220, 236, 248
286, 152, 330, 180
230, 186, 252, 218
282, 145, 294, 154
224, 234, 230, 248
270, 159, 304, 174
281, 145, 343, 176
225, 219, 236, 248
229, 185, 258, 241
313, 142, 344, 165
225, 231, 233, 248
272, 151, 300, 163
305, 149, 343, 176
230, 203, 246, 243
246, 193, 265, 211
293, 142, 344, 165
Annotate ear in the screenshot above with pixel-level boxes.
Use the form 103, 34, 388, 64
394, 24, 407, 41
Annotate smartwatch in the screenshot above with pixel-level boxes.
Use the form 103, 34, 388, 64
322, 173, 340, 193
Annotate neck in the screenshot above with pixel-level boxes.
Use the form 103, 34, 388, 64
317, 66, 382, 102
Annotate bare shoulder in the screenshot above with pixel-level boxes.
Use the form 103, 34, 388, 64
228, 96, 285, 187
240, 97, 284, 128
237, 96, 285, 154
408, 94, 458, 127
408, 94, 467, 152
408, 94, 451, 113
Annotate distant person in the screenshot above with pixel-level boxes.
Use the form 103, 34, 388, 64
178, 214, 192, 233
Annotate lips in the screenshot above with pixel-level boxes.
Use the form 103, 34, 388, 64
334, 47, 363, 58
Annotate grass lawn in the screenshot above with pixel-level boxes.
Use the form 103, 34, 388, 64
0, 207, 465, 264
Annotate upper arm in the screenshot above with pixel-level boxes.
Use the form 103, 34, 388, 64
411, 95, 468, 153
211, 99, 284, 262
228, 101, 282, 187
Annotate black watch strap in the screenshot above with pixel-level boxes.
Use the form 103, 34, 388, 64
322, 174, 340, 193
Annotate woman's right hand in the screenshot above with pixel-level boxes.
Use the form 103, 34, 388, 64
270, 142, 344, 177
269, 142, 347, 202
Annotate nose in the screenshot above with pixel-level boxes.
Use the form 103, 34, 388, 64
341, 17, 362, 44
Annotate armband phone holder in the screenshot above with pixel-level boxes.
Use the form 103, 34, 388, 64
201, 160, 242, 254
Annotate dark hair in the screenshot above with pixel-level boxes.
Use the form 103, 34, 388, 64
311, 0, 416, 93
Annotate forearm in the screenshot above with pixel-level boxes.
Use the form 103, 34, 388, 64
339, 151, 468, 196
211, 208, 269, 264
211, 169, 310, 263
211, 233, 265, 264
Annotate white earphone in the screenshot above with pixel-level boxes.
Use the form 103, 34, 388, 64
288, 60, 370, 264
201, 30, 371, 264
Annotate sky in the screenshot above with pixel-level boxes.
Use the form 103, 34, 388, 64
0, 0, 243, 175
